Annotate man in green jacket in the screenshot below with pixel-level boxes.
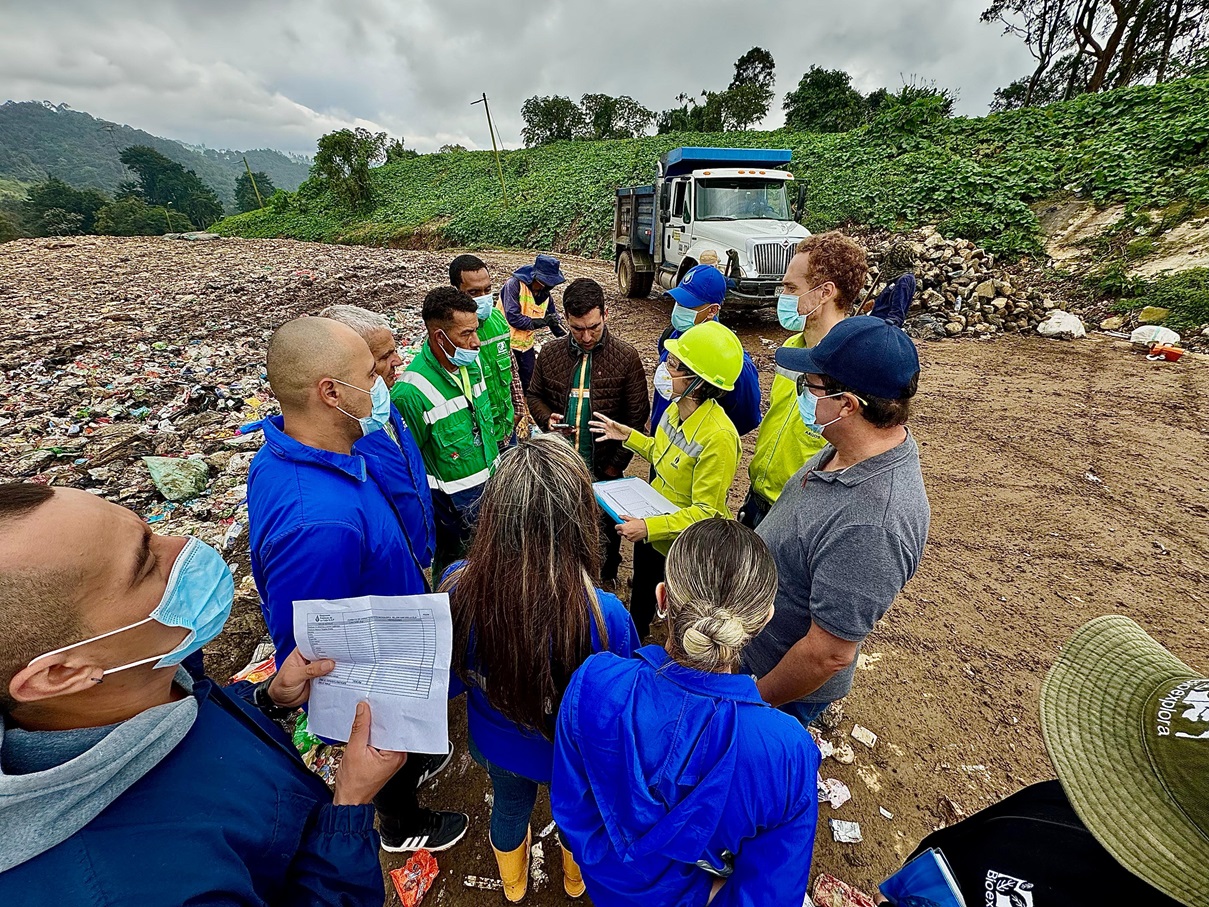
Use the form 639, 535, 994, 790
391, 287, 498, 575
449, 254, 530, 451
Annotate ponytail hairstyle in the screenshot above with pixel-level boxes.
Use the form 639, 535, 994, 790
662, 519, 777, 673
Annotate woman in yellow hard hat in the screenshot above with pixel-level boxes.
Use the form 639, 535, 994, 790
589, 320, 744, 638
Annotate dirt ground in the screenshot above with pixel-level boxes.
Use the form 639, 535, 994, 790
2, 238, 1206, 905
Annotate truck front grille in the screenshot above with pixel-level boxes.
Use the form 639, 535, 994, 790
751, 240, 795, 278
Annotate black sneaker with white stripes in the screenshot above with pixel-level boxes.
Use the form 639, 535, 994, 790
414, 746, 453, 789
379, 809, 469, 853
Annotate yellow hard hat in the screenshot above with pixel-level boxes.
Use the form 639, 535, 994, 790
664, 321, 744, 392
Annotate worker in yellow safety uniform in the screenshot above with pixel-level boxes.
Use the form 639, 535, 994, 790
589, 320, 743, 639
740, 232, 869, 530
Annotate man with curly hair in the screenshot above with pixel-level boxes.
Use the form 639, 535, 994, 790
740, 232, 870, 530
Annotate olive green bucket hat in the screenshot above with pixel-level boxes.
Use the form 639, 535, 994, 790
1041, 615, 1209, 906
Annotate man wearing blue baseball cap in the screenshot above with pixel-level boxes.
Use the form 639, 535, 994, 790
651, 264, 761, 436
741, 316, 931, 728
501, 253, 568, 392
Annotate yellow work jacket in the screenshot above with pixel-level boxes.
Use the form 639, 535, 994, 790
748, 333, 828, 504
624, 398, 740, 555
506, 282, 546, 352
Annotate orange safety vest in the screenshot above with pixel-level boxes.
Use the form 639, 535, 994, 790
505, 281, 546, 351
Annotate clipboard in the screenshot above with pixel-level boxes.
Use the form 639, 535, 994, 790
592, 476, 678, 523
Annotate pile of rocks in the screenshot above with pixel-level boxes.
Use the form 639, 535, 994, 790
861, 227, 1064, 341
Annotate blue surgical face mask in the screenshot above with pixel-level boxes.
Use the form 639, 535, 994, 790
444, 331, 480, 367
670, 304, 698, 334
29, 537, 235, 675
333, 375, 392, 436
474, 293, 494, 321
797, 389, 844, 435
778, 284, 827, 332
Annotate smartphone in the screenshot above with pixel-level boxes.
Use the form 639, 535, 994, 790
550, 421, 576, 434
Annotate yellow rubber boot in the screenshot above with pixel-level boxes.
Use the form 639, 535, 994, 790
562, 845, 586, 899
492, 827, 530, 903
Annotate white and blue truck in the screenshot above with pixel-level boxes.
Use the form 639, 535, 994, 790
613, 146, 811, 307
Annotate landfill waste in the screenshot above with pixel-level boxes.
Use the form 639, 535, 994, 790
812, 873, 878, 907
819, 701, 845, 731
851, 724, 878, 749
292, 711, 344, 786
829, 819, 863, 844
1037, 310, 1087, 339
879, 807, 894, 820
1130, 325, 1181, 349
143, 455, 211, 501
390, 850, 439, 907
817, 776, 853, 810
463, 876, 504, 891
538, 820, 558, 839
832, 743, 856, 765
809, 727, 836, 761
531, 841, 547, 889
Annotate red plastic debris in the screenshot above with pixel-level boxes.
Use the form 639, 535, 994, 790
390, 849, 439, 906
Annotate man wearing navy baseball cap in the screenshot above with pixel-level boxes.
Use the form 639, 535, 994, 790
651, 264, 761, 436
741, 316, 931, 727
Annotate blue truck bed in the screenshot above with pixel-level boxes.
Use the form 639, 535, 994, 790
659, 146, 793, 178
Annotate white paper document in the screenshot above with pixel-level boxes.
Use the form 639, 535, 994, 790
593, 476, 678, 523
293, 593, 452, 754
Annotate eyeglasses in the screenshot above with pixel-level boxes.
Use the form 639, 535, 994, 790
666, 356, 692, 376
795, 373, 867, 405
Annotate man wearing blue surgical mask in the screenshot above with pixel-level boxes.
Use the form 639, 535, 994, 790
741, 232, 868, 530
651, 263, 761, 439
449, 254, 532, 450
248, 316, 468, 855
392, 287, 499, 578
0, 483, 404, 904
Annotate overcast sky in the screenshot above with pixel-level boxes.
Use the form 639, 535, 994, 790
2, 0, 1036, 156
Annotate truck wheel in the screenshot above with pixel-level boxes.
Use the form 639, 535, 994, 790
618, 252, 653, 299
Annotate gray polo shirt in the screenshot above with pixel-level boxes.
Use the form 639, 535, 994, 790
742, 432, 930, 704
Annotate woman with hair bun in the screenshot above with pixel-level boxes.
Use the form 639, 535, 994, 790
551, 519, 819, 906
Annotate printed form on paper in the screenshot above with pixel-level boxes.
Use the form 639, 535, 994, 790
293, 593, 452, 754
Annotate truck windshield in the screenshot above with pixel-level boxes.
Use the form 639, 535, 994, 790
695, 178, 791, 221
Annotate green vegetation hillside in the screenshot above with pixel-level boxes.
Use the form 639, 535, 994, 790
216, 78, 1209, 259
0, 101, 310, 208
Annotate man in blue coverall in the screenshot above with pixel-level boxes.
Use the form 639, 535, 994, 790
247, 315, 468, 854
0, 482, 401, 905
651, 264, 761, 436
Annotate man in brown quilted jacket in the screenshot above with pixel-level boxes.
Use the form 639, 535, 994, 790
526, 278, 650, 586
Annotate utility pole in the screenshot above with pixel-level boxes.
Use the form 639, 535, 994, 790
472, 93, 509, 206
242, 156, 266, 208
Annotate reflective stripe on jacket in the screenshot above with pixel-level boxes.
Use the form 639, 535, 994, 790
623, 398, 740, 555
390, 342, 498, 497
507, 282, 546, 351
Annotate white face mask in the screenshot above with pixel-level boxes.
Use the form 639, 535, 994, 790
654, 361, 674, 399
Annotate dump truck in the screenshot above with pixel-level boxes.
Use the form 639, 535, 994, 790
613, 147, 810, 307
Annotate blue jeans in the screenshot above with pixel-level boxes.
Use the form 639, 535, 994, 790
779, 698, 831, 729
469, 736, 540, 852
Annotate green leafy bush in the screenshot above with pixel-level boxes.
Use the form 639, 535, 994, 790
1113, 268, 1209, 330
216, 77, 1209, 260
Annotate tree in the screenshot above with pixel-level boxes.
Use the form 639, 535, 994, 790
656, 91, 727, 134
579, 94, 654, 140
0, 210, 19, 243
234, 171, 276, 213
725, 47, 776, 129
985, 0, 1209, 107
22, 177, 109, 235
119, 146, 223, 227
311, 128, 389, 211
384, 138, 418, 162
783, 67, 869, 132
520, 96, 586, 146
437, 143, 468, 154
95, 196, 191, 235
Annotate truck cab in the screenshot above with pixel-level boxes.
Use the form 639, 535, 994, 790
614, 147, 811, 307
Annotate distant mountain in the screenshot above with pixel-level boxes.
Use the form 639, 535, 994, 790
0, 101, 311, 209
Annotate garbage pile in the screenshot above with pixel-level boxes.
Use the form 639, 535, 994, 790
0, 235, 439, 580
862, 227, 1065, 341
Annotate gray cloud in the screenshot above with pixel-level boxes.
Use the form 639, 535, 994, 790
2, 0, 1036, 155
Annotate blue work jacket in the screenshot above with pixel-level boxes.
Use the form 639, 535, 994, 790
0, 679, 383, 907
552, 645, 818, 906
247, 412, 434, 662
444, 563, 639, 782
652, 327, 762, 436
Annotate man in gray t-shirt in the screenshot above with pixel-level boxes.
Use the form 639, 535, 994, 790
740, 316, 930, 728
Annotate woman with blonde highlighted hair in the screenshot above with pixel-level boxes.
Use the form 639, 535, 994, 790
551, 519, 819, 906
441, 435, 639, 902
